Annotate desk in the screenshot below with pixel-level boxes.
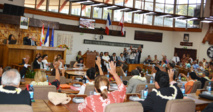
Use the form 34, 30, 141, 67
32, 100, 70, 112
185, 93, 213, 111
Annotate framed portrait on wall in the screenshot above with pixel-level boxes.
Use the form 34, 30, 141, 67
183, 34, 189, 42
20, 16, 29, 29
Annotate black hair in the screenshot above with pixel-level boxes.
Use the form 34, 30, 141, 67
8, 34, 13, 41
37, 56, 42, 59
42, 54, 48, 59
131, 70, 140, 76
169, 62, 175, 68
112, 53, 116, 55
155, 71, 170, 88
120, 53, 123, 55
210, 62, 213, 66
78, 58, 83, 63
154, 66, 160, 72
86, 67, 96, 80
189, 72, 197, 79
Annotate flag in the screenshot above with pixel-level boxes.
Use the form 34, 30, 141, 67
119, 15, 125, 36
44, 26, 49, 47
105, 13, 111, 35
50, 28, 54, 47
40, 24, 45, 46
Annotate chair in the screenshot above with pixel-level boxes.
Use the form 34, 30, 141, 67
0, 104, 33, 112
135, 84, 155, 93
190, 81, 202, 93
70, 61, 76, 68
84, 85, 95, 96
145, 75, 152, 83
165, 99, 195, 112
34, 85, 56, 99
122, 76, 132, 81
203, 81, 213, 89
105, 102, 143, 112
48, 76, 71, 84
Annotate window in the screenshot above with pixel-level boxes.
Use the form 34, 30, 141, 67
134, 13, 143, 24
103, 8, 112, 19
115, 0, 124, 6
114, 10, 123, 21
124, 12, 132, 23
93, 7, 102, 19
82, 5, 91, 17
135, 0, 144, 9
164, 18, 173, 27
145, 2, 153, 11
71, 3, 81, 16
155, 3, 164, 12
36, 0, 47, 11
125, 0, 133, 7
175, 19, 186, 28
165, 5, 173, 14
24, 0, 35, 8
48, 0, 59, 13
143, 14, 153, 25
154, 16, 163, 26
59, 0, 69, 14
176, 5, 188, 15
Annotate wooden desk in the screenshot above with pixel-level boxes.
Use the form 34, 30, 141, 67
66, 68, 89, 71
32, 100, 70, 112
185, 93, 213, 111
0, 44, 66, 68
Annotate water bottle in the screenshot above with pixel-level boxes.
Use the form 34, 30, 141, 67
64, 65, 67, 70
187, 72, 189, 78
178, 74, 181, 82
120, 76, 123, 80
150, 77, 153, 84
146, 69, 148, 75
181, 84, 185, 95
207, 82, 211, 93
106, 71, 109, 78
46, 75, 49, 82
29, 84, 35, 102
143, 85, 148, 99
86, 79, 89, 84
152, 64, 155, 68
125, 70, 127, 77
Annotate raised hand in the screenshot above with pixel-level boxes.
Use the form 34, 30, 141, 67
95, 57, 101, 66
108, 61, 117, 76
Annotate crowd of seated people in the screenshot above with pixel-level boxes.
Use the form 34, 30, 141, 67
1, 47, 213, 112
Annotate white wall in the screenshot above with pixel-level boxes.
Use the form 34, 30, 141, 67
5, 0, 212, 63
0, 0, 25, 6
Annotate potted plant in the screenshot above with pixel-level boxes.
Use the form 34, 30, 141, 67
25, 68, 35, 79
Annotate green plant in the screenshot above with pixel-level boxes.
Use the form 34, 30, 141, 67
25, 68, 35, 79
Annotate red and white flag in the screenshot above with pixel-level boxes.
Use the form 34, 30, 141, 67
40, 24, 45, 46
119, 15, 125, 36
105, 13, 111, 35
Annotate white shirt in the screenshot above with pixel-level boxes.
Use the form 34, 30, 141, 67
102, 55, 110, 65
172, 56, 180, 63
59, 61, 63, 70
37, 60, 43, 69
42, 59, 48, 70
130, 53, 136, 59
78, 81, 94, 95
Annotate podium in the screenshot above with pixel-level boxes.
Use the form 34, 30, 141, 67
0, 45, 66, 68
82, 51, 96, 68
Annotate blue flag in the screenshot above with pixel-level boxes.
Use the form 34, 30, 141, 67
50, 28, 54, 47
44, 26, 49, 47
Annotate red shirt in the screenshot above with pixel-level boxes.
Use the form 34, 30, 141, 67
78, 83, 126, 112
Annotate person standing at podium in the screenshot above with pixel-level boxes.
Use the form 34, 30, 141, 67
23, 35, 37, 46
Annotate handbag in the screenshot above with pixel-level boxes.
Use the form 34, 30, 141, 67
48, 92, 71, 105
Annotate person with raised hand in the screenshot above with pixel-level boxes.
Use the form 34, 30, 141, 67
78, 61, 126, 112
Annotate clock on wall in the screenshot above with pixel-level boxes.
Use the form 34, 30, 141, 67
207, 46, 213, 58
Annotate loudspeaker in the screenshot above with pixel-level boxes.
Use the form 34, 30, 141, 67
3, 4, 25, 16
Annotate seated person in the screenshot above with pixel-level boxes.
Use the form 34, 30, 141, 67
196, 71, 211, 88
167, 62, 178, 80
198, 61, 205, 71
185, 60, 191, 69
102, 52, 110, 67
0, 69, 31, 105
78, 57, 103, 94
42, 54, 50, 70
78, 62, 126, 112
56, 55, 65, 70
33, 56, 44, 69
118, 53, 128, 71
21, 55, 30, 65
110, 53, 118, 65
192, 61, 199, 70
3, 34, 17, 44
126, 70, 146, 93
172, 53, 180, 64
73, 58, 85, 68
139, 71, 183, 112
144, 55, 152, 64
180, 72, 197, 94
76, 51, 82, 61
151, 66, 160, 79
23, 35, 37, 46
152, 55, 159, 64
30, 62, 64, 90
